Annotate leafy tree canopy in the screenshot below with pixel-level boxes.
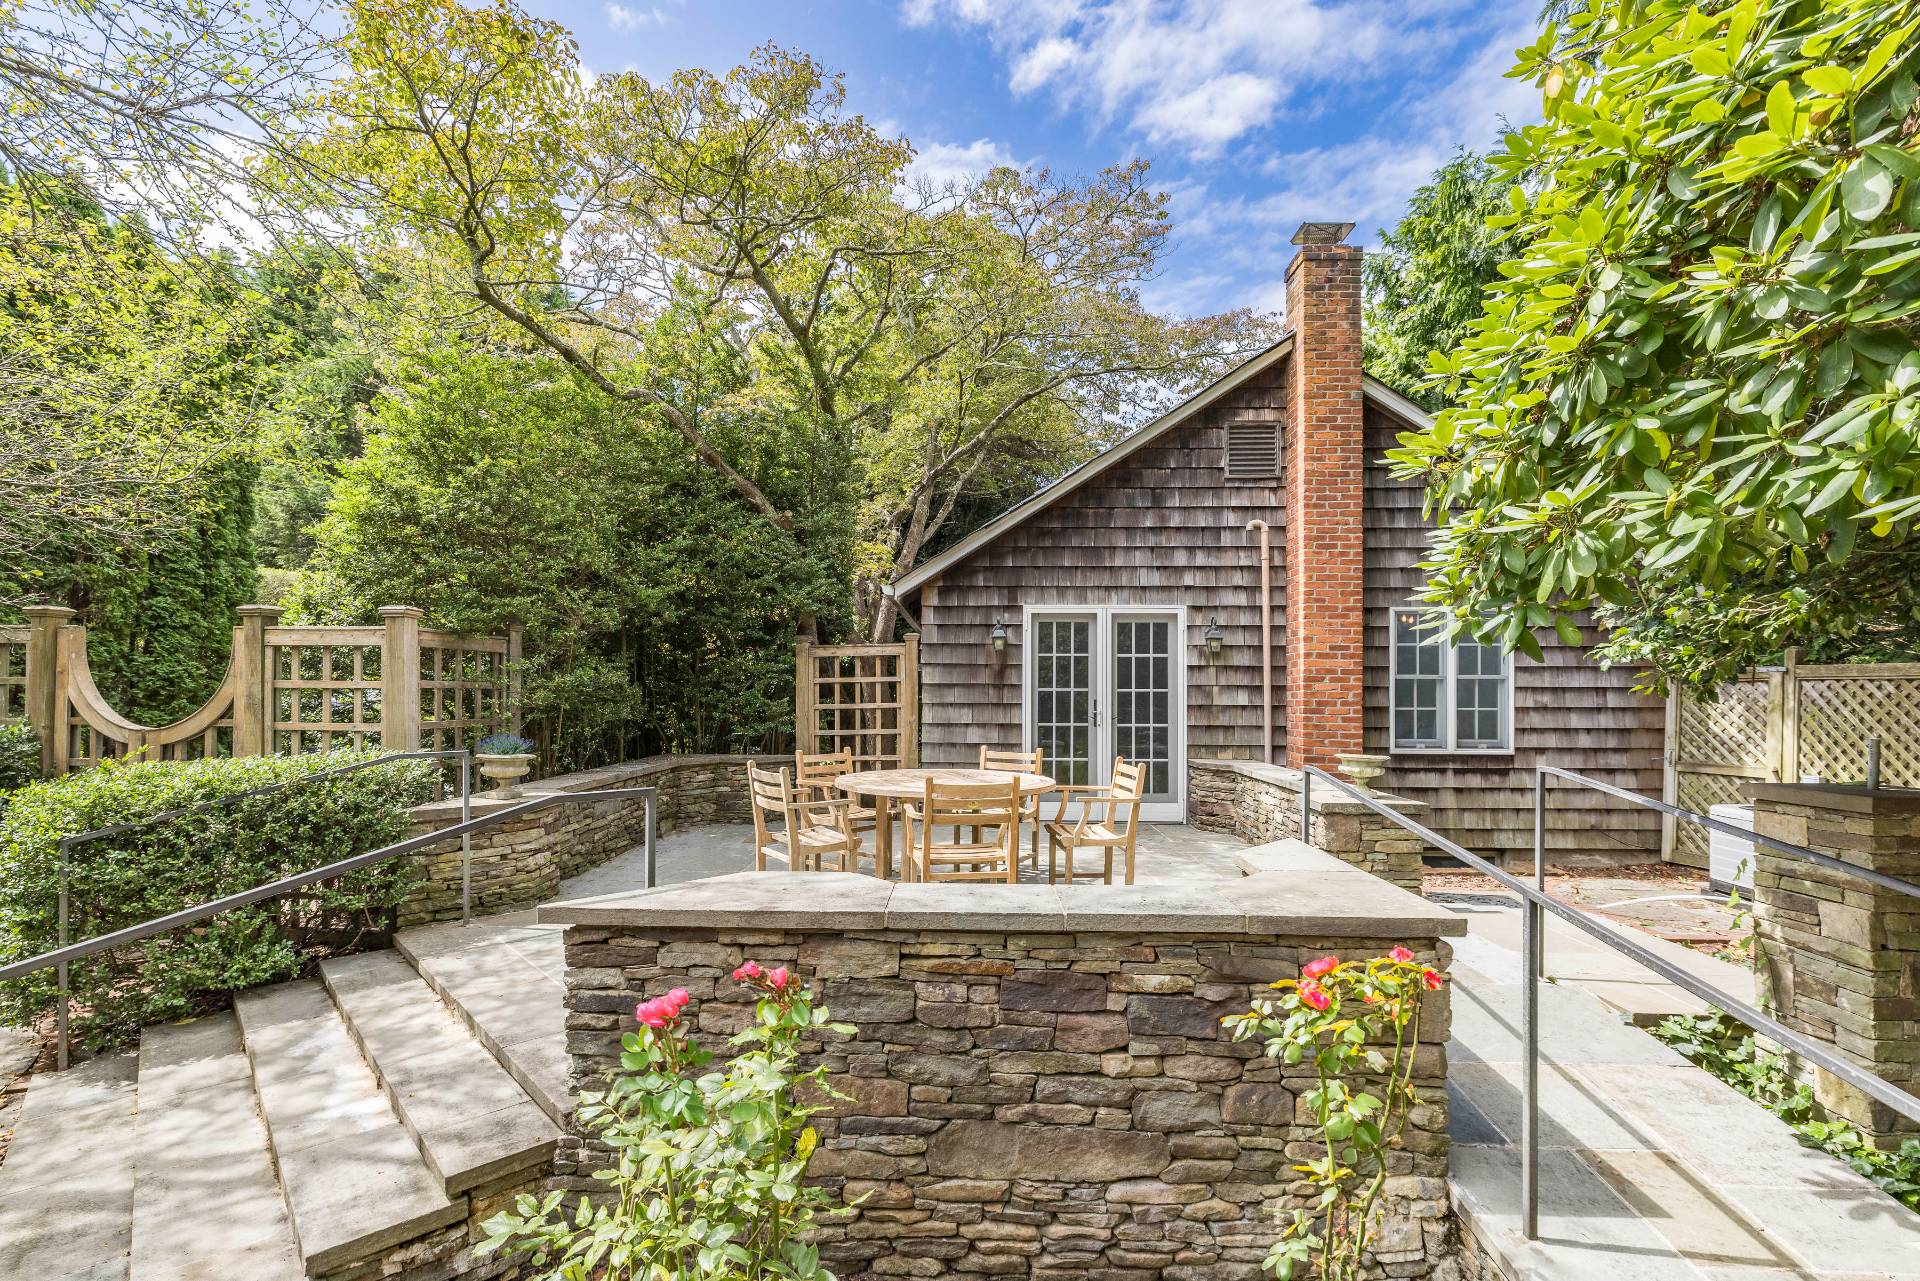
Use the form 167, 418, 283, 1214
1393, 0, 1920, 689
1362, 150, 1524, 410
272, 6, 1276, 638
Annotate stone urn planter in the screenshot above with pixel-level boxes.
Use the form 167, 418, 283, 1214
474, 734, 537, 798
1335, 752, 1390, 796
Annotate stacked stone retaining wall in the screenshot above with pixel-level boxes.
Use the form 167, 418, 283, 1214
1188, 758, 1428, 892
399, 754, 750, 925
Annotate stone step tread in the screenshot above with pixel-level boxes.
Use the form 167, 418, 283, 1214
1448, 954, 1920, 1281
319, 951, 560, 1192
395, 925, 572, 1125
131, 1017, 301, 1281
0, 1051, 137, 1281
233, 981, 465, 1277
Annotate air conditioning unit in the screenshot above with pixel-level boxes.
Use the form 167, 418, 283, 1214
1707, 803, 1757, 895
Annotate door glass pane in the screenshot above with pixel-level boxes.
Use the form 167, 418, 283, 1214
1112, 618, 1174, 800
1033, 618, 1093, 785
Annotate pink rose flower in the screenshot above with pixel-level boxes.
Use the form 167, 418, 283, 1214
1301, 955, 1340, 980
665, 987, 690, 1010
635, 997, 675, 1028
768, 966, 790, 991
732, 961, 762, 982
1300, 981, 1331, 1011
1389, 946, 1414, 963
1422, 968, 1443, 991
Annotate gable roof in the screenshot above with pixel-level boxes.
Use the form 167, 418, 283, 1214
888, 343, 1435, 597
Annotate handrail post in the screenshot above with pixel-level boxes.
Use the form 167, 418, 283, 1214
1299, 766, 1313, 843
645, 790, 657, 890
459, 751, 473, 925
56, 836, 70, 1071
1522, 889, 1541, 1240
1533, 769, 1547, 980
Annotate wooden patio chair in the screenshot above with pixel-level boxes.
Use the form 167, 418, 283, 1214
794, 747, 877, 833
979, 745, 1045, 868
1045, 757, 1146, 886
902, 777, 1022, 883
746, 759, 865, 874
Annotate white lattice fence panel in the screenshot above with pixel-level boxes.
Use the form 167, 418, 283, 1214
1799, 676, 1920, 787
1677, 680, 1773, 773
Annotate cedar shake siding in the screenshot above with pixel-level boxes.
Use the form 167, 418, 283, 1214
915, 357, 1290, 771
1361, 403, 1667, 863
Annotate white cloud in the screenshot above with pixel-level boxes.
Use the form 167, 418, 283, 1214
606, 3, 667, 31
907, 137, 1019, 188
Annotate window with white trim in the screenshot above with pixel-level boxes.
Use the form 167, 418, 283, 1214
1390, 608, 1512, 752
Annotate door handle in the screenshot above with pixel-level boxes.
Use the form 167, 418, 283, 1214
1091, 700, 1101, 727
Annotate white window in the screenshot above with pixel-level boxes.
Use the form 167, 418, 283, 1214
1390, 608, 1512, 752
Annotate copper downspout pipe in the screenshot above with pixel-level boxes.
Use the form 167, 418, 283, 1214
1245, 519, 1274, 764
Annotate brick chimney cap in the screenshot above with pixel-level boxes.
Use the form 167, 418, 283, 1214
1291, 221, 1356, 246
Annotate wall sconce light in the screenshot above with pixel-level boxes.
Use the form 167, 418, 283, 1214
990, 620, 1009, 654
1204, 619, 1224, 658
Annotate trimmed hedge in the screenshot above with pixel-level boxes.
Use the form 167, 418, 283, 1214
0, 722, 39, 798
0, 750, 440, 1048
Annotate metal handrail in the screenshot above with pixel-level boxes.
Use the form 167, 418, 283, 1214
5, 774, 659, 1069
1299, 762, 1920, 1243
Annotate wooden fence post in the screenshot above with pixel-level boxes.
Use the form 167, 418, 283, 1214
1779, 646, 1803, 783
232, 605, 282, 757
900, 632, 920, 768
24, 605, 75, 778
379, 606, 424, 752
794, 640, 816, 756
506, 621, 525, 736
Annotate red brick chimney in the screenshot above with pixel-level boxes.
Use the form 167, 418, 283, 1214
1282, 220, 1366, 770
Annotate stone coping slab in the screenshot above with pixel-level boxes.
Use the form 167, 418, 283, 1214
1189, 757, 1427, 815
413, 752, 749, 821
1743, 780, 1920, 814
538, 845, 1464, 938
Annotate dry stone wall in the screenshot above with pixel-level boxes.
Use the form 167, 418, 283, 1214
545, 868, 1462, 1281
1188, 759, 1428, 893
399, 754, 749, 925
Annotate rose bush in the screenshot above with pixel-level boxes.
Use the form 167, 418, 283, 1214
1227, 949, 1445, 1281
480, 960, 853, 1279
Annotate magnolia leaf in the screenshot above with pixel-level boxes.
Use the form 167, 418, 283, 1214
1803, 65, 1851, 95
1765, 80, 1796, 136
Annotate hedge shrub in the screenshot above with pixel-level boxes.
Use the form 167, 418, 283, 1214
0, 750, 440, 1048
0, 723, 40, 798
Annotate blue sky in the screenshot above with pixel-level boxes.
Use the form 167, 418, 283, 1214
527, 0, 1543, 319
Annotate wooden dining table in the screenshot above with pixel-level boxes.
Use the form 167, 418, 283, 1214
835, 767, 1056, 881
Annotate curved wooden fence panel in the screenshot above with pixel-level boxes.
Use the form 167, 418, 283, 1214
2, 603, 520, 776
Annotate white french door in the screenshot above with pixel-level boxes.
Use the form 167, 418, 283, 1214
1024, 607, 1184, 821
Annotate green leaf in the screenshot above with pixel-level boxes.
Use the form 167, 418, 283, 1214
1765, 80, 1796, 136
1842, 158, 1895, 222
1803, 65, 1851, 96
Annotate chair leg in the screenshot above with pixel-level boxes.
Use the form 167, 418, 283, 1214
1125, 842, 1136, 886
1102, 848, 1112, 885
1047, 833, 1058, 885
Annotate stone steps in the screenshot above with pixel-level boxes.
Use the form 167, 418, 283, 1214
131, 1017, 302, 1281
319, 951, 560, 1193
0, 1051, 137, 1281
394, 922, 573, 1125
234, 980, 468, 1276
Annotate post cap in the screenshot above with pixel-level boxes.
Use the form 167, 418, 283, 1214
23, 604, 77, 620
1290, 221, 1356, 246
236, 604, 285, 619
377, 604, 427, 619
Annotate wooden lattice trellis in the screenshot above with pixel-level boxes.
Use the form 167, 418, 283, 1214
11, 603, 522, 776
795, 637, 919, 771
1666, 655, 1920, 865
0, 626, 27, 724
419, 630, 512, 753
1797, 667, 1920, 788
270, 627, 385, 754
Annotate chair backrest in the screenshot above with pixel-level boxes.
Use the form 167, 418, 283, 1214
979, 745, 1044, 775
795, 747, 854, 792
746, 760, 792, 846
1098, 758, 1146, 829
919, 778, 1021, 843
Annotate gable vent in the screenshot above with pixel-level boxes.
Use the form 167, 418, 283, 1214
1224, 419, 1280, 478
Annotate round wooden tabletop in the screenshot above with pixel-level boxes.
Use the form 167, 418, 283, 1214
836, 767, 1056, 798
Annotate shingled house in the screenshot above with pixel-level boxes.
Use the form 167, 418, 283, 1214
888, 221, 1666, 865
